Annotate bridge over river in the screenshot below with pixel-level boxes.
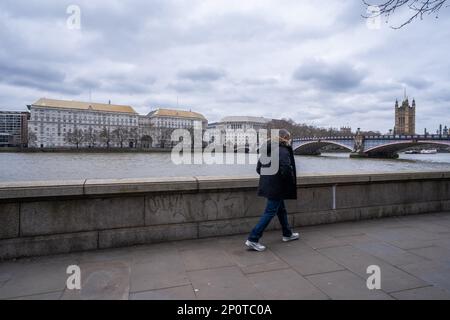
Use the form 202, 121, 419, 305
292, 133, 450, 158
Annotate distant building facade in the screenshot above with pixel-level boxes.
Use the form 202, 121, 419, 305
339, 126, 352, 135
394, 97, 416, 135
208, 116, 271, 148
27, 98, 139, 148
139, 108, 208, 148
0, 111, 29, 147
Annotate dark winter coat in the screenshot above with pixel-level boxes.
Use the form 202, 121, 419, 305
256, 141, 297, 200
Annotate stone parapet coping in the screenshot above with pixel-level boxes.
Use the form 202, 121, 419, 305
0, 171, 449, 200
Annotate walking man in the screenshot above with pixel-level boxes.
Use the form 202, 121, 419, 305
245, 129, 299, 251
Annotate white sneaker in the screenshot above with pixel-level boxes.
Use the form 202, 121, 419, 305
282, 232, 300, 242
245, 240, 266, 252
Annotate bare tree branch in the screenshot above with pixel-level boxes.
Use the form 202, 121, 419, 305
64, 128, 84, 149
362, 0, 448, 28
112, 126, 129, 148
99, 126, 112, 148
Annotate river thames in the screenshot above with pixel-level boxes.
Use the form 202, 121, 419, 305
1, 152, 450, 183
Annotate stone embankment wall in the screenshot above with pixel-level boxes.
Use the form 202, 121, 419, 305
1, 172, 449, 260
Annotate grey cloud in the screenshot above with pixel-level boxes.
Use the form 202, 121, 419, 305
293, 59, 365, 91
0, 0, 67, 20
99, 80, 153, 95
433, 89, 450, 103
71, 78, 102, 91
0, 61, 81, 95
0, 62, 65, 84
168, 80, 213, 93
241, 78, 279, 86
98, 73, 156, 94
400, 78, 432, 89
0, 0, 449, 133
216, 95, 258, 104
177, 67, 226, 82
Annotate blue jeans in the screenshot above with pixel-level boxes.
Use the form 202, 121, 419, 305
248, 199, 293, 242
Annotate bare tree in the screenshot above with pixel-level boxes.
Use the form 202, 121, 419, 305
99, 126, 112, 148
159, 128, 174, 149
363, 0, 448, 28
64, 128, 84, 149
266, 119, 350, 139
112, 126, 129, 148
85, 127, 98, 148
27, 130, 37, 147
129, 127, 139, 148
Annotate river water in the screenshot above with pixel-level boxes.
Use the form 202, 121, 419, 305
1, 152, 450, 183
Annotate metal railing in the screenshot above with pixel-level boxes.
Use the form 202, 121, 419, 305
293, 134, 450, 141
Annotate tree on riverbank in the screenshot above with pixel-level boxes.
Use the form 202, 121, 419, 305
64, 128, 84, 149
85, 127, 98, 148
129, 128, 140, 148
266, 119, 381, 139
159, 128, 174, 148
112, 126, 129, 148
99, 127, 112, 148
27, 131, 37, 148
266, 119, 349, 138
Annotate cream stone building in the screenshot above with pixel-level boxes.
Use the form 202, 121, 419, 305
207, 116, 271, 148
139, 108, 208, 148
27, 98, 139, 148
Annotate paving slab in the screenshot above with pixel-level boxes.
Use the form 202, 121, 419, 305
395, 218, 450, 233
171, 238, 223, 251
9, 291, 63, 300
0, 256, 79, 299
61, 261, 130, 300
430, 238, 450, 250
428, 219, 450, 229
247, 269, 328, 300
130, 285, 197, 300
132, 242, 178, 263
180, 247, 235, 271
80, 247, 136, 264
398, 260, 450, 292
1, 212, 450, 300
306, 270, 393, 300
301, 233, 350, 250
366, 226, 448, 243
313, 223, 367, 238
408, 246, 450, 263
224, 244, 289, 274
332, 234, 377, 244
318, 245, 428, 293
187, 266, 265, 300
130, 247, 190, 292
391, 286, 450, 300
352, 241, 429, 266
386, 239, 435, 250
351, 218, 406, 229
269, 241, 345, 276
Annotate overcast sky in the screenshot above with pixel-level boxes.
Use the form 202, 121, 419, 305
0, 0, 449, 133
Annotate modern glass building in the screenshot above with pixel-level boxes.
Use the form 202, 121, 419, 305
0, 111, 29, 147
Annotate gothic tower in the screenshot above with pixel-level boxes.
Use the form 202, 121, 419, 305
394, 95, 416, 135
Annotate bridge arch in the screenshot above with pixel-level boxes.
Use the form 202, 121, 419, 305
293, 140, 353, 155
364, 141, 450, 157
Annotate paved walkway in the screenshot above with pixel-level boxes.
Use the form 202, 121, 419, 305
2, 212, 450, 300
